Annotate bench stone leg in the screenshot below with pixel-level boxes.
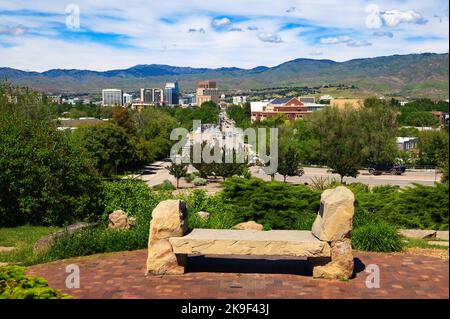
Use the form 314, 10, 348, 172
146, 200, 188, 275
312, 238, 354, 280
307, 256, 331, 273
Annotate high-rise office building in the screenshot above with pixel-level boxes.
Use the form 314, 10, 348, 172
196, 80, 220, 105
123, 93, 133, 106
164, 81, 180, 106
102, 89, 123, 106
140, 88, 163, 105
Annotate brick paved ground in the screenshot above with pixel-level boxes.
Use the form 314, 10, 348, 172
27, 250, 449, 299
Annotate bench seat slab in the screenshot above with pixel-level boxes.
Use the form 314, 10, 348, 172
169, 229, 331, 258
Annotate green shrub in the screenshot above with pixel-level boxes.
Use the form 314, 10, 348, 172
221, 177, 321, 229
0, 113, 103, 226
352, 221, 404, 252
153, 180, 176, 191
192, 177, 208, 186
0, 266, 72, 299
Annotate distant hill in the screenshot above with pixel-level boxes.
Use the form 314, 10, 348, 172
0, 53, 448, 99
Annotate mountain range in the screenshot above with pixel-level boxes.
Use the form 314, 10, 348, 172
0, 53, 448, 99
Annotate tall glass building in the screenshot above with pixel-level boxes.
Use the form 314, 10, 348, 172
164, 81, 179, 106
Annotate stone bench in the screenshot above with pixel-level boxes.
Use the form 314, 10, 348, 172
146, 186, 355, 280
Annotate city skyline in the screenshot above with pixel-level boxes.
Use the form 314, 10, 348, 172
0, 0, 448, 72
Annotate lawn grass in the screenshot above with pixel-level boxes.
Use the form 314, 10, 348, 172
402, 237, 449, 250
0, 225, 59, 264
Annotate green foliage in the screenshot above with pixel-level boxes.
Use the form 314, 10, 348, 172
212, 148, 247, 180
0, 266, 72, 299
168, 162, 188, 188
375, 183, 449, 230
169, 101, 219, 130
417, 130, 449, 166
111, 107, 137, 135
352, 221, 404, 252
396, 99, 449, 127
0, 113, 103, 226
184, 172, 200, 183
192, 177, 208, 186
0, 82, 55, 121
312, 106, 365, 181
153, 180, 176, 191
221, 177, 320, 229
71, 122, 137, 176
309, 176, 340, 191
179, 190, 236, 229
226, 103, 251, 129
277, 142, 304, 182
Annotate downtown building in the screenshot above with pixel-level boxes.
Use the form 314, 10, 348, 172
102, 89, 123, 106
140, 88, 163, 105
196, 81, 220, 105
250, 97, 327, 122
164, 81, 180, 106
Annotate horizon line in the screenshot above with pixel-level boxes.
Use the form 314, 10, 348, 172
1, 51, 448, 74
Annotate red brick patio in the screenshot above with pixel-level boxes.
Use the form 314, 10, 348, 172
27, 249, 449, 299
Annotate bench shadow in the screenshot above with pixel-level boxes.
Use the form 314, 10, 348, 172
186, 255, 366, 277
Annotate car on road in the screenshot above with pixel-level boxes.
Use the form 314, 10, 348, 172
368, 163, 406, 175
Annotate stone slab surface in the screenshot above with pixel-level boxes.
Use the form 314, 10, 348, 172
436, 231, 449, 241
169, 229, 331, 257
398, 229, 437, 239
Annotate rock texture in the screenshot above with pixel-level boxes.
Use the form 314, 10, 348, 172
436, 231, 449, 241
398, 229, 437, 239
108, 210, 134, 230
312, 186, 355, 242
33, 222, 91, 253
196, 211, 210, 220
313, 238, 354, 280
170, 229, 331, 257
233, 221, 264, 231
146, 200, 188, 275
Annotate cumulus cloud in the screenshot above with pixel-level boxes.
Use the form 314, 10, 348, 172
0, 24, 28, 36
320, 36, 371, 47
188, 28, 205, 33
381, 9, 427, 27
373, 31, 394, 38
366, 6, 428, 29
320, 35, 352, 44
212, 17, 232, 27
347, 40, 372, 47
257, 32, 283, 43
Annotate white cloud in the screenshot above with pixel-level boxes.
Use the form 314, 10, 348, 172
320, 36, 371, 47
258, 32, 283, 43
373, 31, 394, 38
0, 24, 27, 36
309, 51, 323, 56
212, 17, 232, 27
320, 35, 352, 44
188, 28, 205, 33
366, 7, 428, 29
347, 40, 372, 47
381, 9, 427, 27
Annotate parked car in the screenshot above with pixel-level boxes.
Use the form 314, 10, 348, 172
368, 163, 406, 175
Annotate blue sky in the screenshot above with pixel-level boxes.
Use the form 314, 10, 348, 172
0, 0, 448, 71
